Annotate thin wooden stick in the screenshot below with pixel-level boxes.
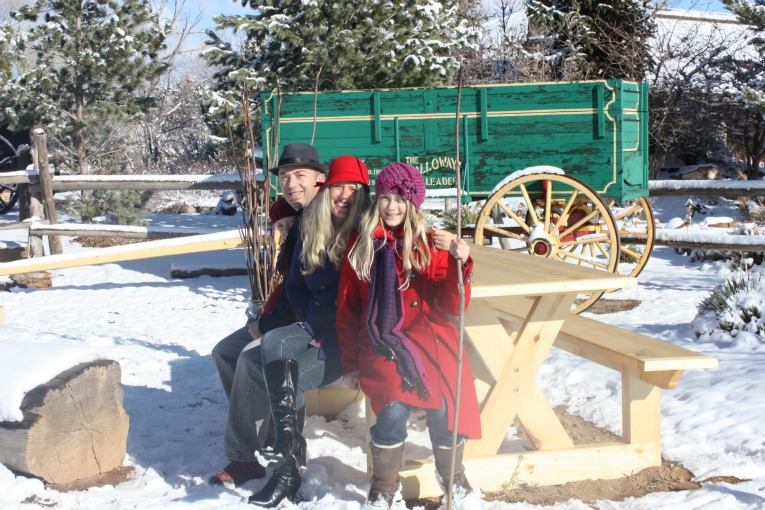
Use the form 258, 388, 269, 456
311, 66, 322, 145
446, 65, 466, 510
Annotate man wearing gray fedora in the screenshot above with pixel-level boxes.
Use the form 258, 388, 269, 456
209, 143, 326, 488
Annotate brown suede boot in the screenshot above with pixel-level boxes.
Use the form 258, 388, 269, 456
432, 441, 473, 495
367, 442, 404, 508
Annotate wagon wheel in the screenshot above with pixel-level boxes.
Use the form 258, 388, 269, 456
607, 197, 655, 279
473, 172, 620, 314
0, 182, 18, 214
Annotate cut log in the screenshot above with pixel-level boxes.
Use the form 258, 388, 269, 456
0, 360, 129, 485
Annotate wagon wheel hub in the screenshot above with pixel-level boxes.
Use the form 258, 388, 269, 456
531, 238, 555, 258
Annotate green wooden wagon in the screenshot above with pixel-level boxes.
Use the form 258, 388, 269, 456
261, 79, 653, 312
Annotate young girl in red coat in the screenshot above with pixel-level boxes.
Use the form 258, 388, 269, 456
336, 162, 480, 508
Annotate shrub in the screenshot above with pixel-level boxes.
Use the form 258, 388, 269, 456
68, 189, 152, 225
619, 244, 644, 264
442, 204, 480, 231
693, 271, 765, 339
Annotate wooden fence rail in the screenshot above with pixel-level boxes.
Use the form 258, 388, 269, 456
648, 179, 765, 197
621, 231, 765, 252
3, 174, 763, 195
0, 230, 244, 278
0, 171, 245, 191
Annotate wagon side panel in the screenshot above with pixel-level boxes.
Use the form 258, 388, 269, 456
261, 80, 649, 202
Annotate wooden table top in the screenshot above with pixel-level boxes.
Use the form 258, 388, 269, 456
469, 244, 637, 298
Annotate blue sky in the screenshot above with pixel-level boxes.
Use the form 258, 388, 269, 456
673, 0, 728, 12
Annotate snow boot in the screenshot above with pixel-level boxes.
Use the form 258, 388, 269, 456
261, 359, 306, 466
433, 441, 473, 496
366, 442, 404, 508
247, 455, 301, 507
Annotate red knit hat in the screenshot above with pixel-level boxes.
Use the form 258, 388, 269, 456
317, 156, 370, 191
374, 162, 426, 209
268, 197, 297, 223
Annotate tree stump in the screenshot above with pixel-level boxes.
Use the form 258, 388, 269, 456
0, 360, 129, 485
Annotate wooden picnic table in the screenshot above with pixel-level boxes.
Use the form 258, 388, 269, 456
392, 243, 717, 499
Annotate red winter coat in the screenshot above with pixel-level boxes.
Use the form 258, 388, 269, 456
336, 232, 481, 439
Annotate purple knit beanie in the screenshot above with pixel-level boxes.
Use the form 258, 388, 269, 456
374, 162, 426, 209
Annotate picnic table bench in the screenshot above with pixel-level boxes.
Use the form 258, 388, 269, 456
371, 244, 718, 499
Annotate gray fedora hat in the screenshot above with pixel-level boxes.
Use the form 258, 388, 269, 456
268, 143, 327, 176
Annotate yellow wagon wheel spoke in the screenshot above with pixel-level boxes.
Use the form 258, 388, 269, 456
606, 197, 655, 279
496, 200, 531, 235
473, 171, 620, 313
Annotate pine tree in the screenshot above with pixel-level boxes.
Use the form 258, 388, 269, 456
202, 0, 477, 142
723, 0, 765, 108
526, 0, 655, 81
525, 0, 590, 80
0, 0, 169, 176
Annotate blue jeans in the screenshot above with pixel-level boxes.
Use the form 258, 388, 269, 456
211, 323, 273, 462
371, 399, 465, 448
259, 323, 343, 409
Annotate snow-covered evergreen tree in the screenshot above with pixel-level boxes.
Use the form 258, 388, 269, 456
526, 0, 655, 81
723, 0, 765, 109
525, 0, 589, 80
201, 0, 477, 142
0, 0, 169, 176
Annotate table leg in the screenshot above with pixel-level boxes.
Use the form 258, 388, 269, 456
464, 298, 573, 452
465, 292, 577, 458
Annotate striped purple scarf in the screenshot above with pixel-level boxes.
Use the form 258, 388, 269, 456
366, 235, 430, 399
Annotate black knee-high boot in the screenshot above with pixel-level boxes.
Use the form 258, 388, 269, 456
262, 359, 305, 464
248, 455, 301, 507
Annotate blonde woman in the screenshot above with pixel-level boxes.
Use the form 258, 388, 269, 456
336, 162, 480, 508
249, 156, 371, 508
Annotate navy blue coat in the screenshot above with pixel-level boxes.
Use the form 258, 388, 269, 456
285, 239, 340, 360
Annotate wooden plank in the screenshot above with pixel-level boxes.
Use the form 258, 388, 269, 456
650, 179, 765, 197
0, 231, 244, 277
622, 367, 661, 445
51, 174, 244, 192
470, 245, 637, 298
516, 384, 574, 450
28, 223, 237, 241
0, 172, 244, 191
0, 170, 34, 185
1, 220, 44, 231
304, 387, 364, 417
400, 441, 661, 499
487, 296, 718, 388
462, 298, 515, 380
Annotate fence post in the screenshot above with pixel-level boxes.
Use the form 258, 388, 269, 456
32, 129, 62, 255
25, 133, 45, 257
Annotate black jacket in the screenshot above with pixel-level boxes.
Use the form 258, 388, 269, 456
257, 210, 302, 333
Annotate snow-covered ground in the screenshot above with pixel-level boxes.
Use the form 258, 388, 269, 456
0, 194, 764, 509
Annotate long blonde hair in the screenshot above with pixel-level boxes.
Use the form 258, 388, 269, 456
347, 198, 431, 288
300, 185, 371, 274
